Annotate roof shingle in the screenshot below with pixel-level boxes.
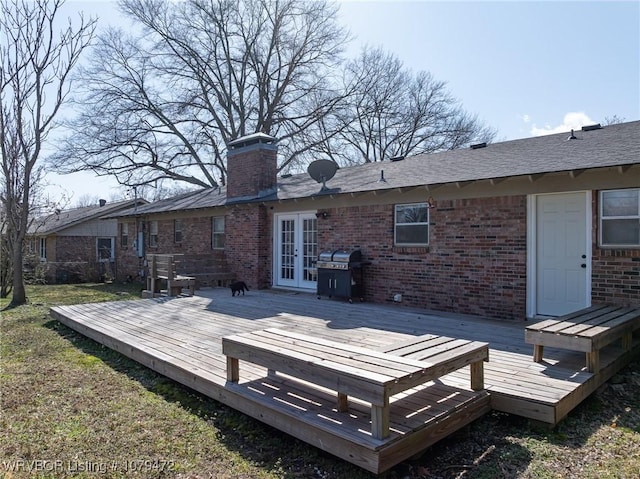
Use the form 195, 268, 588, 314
113, 120, 640, 217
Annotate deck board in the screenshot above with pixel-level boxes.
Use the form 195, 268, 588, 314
49, 289, 639, 473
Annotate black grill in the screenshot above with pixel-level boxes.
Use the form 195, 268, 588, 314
316, 249, 368, 302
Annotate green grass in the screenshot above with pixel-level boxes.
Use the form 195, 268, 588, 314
1, 284, 640, 478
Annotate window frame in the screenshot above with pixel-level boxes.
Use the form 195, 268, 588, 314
394, 202, 430, 247
120, 222, 129, 248
174, 219, 183, 243
212, 216, 225, 249
97, 237, 115, 262
599, 188, 640, 248
39, 237, 47, 262
149, 220, 158, 248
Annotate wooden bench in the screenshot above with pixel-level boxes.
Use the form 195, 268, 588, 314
525, 304, 640, 373
145, 254, 195, 297
379, 334, 490, 390
222, 328, 488, 440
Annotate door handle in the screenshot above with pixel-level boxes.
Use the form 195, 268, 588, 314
581, 264, 586, 268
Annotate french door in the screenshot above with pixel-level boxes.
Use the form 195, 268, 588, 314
275, 213, 318, 289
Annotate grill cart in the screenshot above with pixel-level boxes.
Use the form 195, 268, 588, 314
316, 249, 368, 302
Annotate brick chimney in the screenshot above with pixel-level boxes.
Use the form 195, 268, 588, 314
226, 133, 278, 200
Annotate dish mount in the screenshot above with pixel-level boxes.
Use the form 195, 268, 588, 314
307, 159, 338, 191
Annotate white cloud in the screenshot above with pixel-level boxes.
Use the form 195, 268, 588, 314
530, 112, 596, 137
521, 114, 530, 124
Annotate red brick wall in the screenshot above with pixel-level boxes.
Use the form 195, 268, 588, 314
318, 196, 528, 320
226, 205, 272, 289
55, 236, 94, 262
52, 236, 102, 282
147, 217, 218, 255
592, 250, 640, 305
227, 146, 277, 199
116, 216, 229, 282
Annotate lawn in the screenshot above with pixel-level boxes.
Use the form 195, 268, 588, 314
1, 284, 639, 478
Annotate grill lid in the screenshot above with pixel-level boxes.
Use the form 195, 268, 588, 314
331, 250, 362, 263
318, 249, 362, 263
318, 250, 334, 262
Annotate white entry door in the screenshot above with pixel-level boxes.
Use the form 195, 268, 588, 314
275, 213, 318, 289
536, 192, 590, 316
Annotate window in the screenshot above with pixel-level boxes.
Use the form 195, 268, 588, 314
26, 239, 36, 254
600, 189, 640, 247
174, 219, 183, 243
121, 222, 129, 248
395, 203, 429, 246
149, 220, 158, 247
212, 216, 225, 249
39, 237, 47, 261
97, 238, 114, 261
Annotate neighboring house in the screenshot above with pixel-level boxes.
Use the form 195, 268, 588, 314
27, 198, 147, 283
113, 121, 640, 320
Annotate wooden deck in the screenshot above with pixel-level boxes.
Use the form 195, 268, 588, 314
49, 289, 640, 474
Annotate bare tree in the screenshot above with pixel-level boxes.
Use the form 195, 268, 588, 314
53, 0, 350, 189
0, 210, 11, 298
0, 0, 95, 307
603, 115, 625, 126
318, 47, 496, 165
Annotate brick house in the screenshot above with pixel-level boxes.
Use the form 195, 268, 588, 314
113, 121, 640, 320
27, 198, 146, 283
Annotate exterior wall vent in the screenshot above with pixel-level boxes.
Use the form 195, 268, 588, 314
470, 142, 487, 150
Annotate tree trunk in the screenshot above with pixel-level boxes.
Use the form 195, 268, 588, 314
9, 239, 26, 307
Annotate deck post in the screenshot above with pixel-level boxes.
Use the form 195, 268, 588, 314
337, 392, 348, 412
371, 399, 390, 440
226, 356, 239, 382
470, 360, 485, 391
533, 344, 544, 363
147, 255, 158, 294
586, 351, 599, 373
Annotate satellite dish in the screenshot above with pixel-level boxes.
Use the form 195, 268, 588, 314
307, 160, 338, 191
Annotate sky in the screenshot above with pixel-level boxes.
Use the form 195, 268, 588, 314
46, 0, 640, 204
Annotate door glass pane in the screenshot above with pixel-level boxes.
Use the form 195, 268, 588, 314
302, 217, 318, 282
280, 219, 295, 280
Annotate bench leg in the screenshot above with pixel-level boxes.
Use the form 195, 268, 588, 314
533, 344, 544, 363
622, 332, 632, 351
586, 350, 599, 373
226, 357, 239, 382
470, 360, 485, 391
371, 402, 390, 440
337, 392, 348, 412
